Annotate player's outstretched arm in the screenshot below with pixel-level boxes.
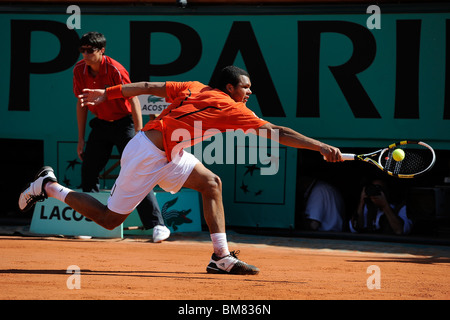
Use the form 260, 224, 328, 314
121, 82, 167, 98
257, 122, 343, 162
78, 82, 167, 107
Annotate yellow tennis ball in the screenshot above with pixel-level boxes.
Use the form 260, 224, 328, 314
392, 148, 405, 161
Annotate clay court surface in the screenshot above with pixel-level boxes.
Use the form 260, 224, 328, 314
1, 231, 449, 301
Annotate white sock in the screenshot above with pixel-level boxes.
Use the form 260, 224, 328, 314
44, 182, 72, 203
210, 233, 230, 257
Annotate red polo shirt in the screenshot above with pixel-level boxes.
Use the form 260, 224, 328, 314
73, 55, 132, 121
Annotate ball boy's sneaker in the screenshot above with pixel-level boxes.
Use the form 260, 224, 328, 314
206, 250, 259, 275
18, 166, 57, 212
152, 225, 171, 243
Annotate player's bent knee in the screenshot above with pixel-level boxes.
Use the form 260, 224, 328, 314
183, 164, 222, 197
210, 175, 222, 190
202, 174, 222, 197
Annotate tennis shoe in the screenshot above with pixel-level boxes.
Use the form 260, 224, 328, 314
206, 250, 259, 275
152, 225, 171, 243
18, 166, 57, 212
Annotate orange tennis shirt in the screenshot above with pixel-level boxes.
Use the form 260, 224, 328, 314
142, 81, 268, 161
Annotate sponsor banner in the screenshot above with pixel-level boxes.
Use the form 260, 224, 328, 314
138, 95, 170, 115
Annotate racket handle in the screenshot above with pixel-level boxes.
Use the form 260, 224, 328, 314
341, 153, 356, 161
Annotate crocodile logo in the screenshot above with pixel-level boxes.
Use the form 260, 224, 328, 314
148, 95, 165, 103
161, 197, 192, 231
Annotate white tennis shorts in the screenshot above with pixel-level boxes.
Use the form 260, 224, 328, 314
107, 131, 199, 215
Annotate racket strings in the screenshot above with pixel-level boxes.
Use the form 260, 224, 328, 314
382, 147, 432, 175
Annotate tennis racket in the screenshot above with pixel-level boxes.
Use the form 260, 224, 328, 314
341, 141, 436, 178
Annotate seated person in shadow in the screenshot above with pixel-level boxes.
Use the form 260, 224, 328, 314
350, 178, 413, 235
297, 176, 345, 232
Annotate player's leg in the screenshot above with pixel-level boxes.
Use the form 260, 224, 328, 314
51, 184, 128, 230
182, 163, 259, 275
182, 162, 225, 235
19, 133, 164, 232
18, 166, 128, 230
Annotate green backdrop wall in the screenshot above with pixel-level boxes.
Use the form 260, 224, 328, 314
1, 4, 449, 227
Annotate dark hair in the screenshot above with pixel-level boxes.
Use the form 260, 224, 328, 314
79, 32, 106, 49
215, 66, 249, 92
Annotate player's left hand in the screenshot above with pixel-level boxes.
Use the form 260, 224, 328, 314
78, 89, 106, 107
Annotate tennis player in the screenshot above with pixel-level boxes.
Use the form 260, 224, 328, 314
19, 66, 343, 275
